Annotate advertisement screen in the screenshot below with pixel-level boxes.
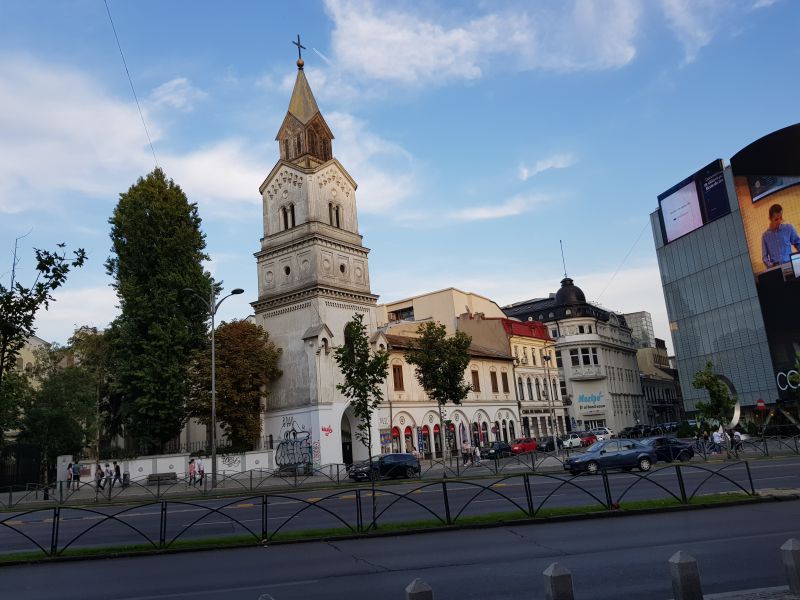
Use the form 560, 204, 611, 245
730, 124, 800, 391
659, 180, 704, 243
658, 159, 730, 243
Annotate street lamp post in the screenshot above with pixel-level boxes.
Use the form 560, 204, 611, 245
183, 285, 244, 488
542, 350, 558, 438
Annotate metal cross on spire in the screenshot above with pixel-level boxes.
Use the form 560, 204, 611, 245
292, 34, 306, 61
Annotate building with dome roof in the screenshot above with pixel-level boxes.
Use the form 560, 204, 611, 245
503, 278, 646, 433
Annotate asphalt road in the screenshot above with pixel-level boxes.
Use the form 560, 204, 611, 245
3, 499, 799, 599
2, 456, 798, 556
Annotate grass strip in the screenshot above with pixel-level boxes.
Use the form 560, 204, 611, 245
0, 491, 760, 565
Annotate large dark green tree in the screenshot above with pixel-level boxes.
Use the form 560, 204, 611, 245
188, 320, 282, 450
334, 313, 389, 455
0, 237, 86, 387
692, 361, 738, 451
106, 168, 213, 452
404, 322, 472, 458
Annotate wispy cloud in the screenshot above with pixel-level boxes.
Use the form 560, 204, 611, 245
148, 77, 207, 112
752, 0, 779, 8
0, 55, 270, 214
323, 0, 641, 85
448, 194, 550, 221
327, 111, 416, 214
519, 153, 576, 181
658, 0, 724, 64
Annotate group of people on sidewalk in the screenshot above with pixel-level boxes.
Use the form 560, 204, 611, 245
696, 429, 743, 454
187, 457, 205, 487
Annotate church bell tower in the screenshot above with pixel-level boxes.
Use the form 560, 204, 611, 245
252, 48, 379, 465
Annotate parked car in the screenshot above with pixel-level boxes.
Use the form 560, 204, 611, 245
538, 436, 564, 452
640, 436, 694, 462
510, 437, 538, 454
483, 441, 513, 459
348, 453, 420, 481
563, 440, 657, 475
590, 427, 614, 441
560, 433, 583, 449
577, 431, 598, 446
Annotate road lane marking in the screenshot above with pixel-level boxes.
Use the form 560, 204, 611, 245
118, 578, 318, 600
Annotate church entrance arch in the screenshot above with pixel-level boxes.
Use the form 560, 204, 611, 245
340, 414, 353, 466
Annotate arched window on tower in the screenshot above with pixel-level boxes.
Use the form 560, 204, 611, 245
289, 204, 296, 228
281, 206, 289, 230
322, 138, 330, 161
295, 135, 302, 156
308, 131, 317, 157
283, 139, 289, 159
329, 203, 335, 226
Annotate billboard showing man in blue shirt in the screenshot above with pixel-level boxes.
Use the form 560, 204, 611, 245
762, 203, 800, 268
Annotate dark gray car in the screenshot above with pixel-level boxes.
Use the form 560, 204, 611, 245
563, 439, 657, 475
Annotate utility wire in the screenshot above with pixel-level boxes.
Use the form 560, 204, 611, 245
104, 0, 158, 168
596, 219, 650, 303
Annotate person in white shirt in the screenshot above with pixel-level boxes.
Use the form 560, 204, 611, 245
711, 430, 722, 454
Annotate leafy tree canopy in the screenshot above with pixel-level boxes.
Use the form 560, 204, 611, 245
0, 238, 86, 386
334, 313, 389, 452
404, 322, 472, 408
188, 320, 282, 450
692, 361, 737, 429
106, 168, 213, 451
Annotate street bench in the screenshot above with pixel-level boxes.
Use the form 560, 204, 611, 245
146, 472, 178, 486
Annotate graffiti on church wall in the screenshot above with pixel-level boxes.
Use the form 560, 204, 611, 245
275, 416, 312, 468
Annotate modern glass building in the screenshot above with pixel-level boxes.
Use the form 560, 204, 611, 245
651, 166, 778, 415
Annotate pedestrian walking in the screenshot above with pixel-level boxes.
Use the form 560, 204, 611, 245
95, 464, 105, 491
474, 446, 481, 465
462, 442, 471, 466
71, 462, 81, 490
104, 463, 113, 489
733, 430, 743, 453
187, 458, 197, 487
66, 462, 73, 490
112, 461, 122, 487
196, 456, 205, 487
712, 430, 722, 454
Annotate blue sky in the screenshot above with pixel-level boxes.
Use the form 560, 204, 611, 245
2, 0, 798, 352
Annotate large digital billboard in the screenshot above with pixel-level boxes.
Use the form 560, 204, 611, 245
658, 159, 730, 243
730, 124, 800, 393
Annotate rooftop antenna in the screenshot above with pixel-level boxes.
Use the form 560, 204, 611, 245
560, 240, 568, 279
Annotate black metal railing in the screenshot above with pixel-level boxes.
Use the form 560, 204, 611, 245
0, 462, 757, 559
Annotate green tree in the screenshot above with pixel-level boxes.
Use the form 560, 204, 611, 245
69, 326, 116, 454
404, 322, 472, 458
0, 371, 29, 443
18, 348, 96, 474
334, 313, 389, 455
692, 361, 737, 442
106, 168, 213, 452
188, 320, 282, 449
0, 237, 86, 386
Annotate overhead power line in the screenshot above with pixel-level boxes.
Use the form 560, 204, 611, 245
104, 0, 158, 168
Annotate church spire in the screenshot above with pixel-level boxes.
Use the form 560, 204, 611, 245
276, 36, 334, 168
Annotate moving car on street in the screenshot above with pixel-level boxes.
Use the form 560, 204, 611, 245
560, 432, 583, 449
563, 439, 657, 475
510, 438, 538, 454
348, 453, 420, 481
578, 431, 598, 446
640, 436, 694, 462
591, 427, 614, 441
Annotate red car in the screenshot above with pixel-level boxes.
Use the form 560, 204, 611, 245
578, 431, 597, 447
510, 437, 538, 454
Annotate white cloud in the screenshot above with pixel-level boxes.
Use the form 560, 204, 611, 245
34, 286, 120, 345
752, 0, 778, 8
0, 55, 271, 214
323, 0, 641, 85
659, 0, 719, 64
519, 153, 576, 181
148, 77, 207, 112
448, 194, 550, 221
327, 111, 416, 214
